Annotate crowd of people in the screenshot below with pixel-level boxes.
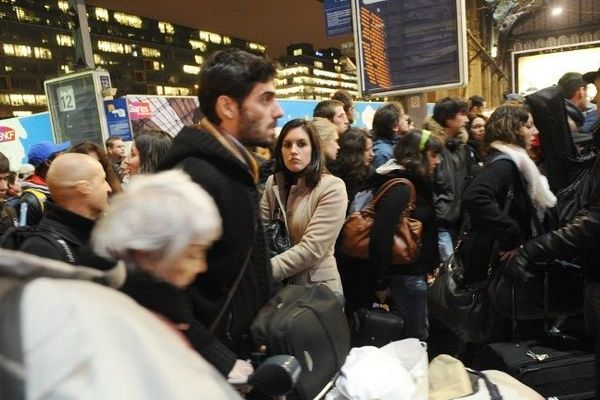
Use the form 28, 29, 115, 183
1, 48, 600, 397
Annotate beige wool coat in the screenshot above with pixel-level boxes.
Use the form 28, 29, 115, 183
261, 173, 347, 296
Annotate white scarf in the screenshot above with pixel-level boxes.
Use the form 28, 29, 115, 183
490, 141, 556, 218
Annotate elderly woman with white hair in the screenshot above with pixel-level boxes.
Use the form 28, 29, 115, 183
92, 170, 254, 383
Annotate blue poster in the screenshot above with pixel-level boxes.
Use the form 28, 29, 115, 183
324, 0, 352, 37
0, 112, 53, 169
104, 98, 132, 141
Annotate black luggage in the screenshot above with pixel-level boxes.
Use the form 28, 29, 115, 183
350, 305, 404, 347
471, 340, 595, 399
250, 284, 350, 400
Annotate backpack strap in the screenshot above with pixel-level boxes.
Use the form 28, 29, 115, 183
366, 178, 416, 214
31, 229, 76, 264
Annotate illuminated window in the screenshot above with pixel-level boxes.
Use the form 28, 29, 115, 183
194, 55, 203, 65
143, 59, 161, 70
36, 95, 47, 105
293, 49, 302, 56
13, 111, 33, 117
141, 47, 160, 57
57, 0, 69, 13
14, 6, 40, 23
3, 44, 32, 57
198, 31, 222, 44
223, 36, 231, 45
247, 43, 266, 53
189, 40, 207, 51
114, 12, 142, 29
314, 61, 324, 69
60, 64, 73, 73
94, 54, 105, 65
97, 40, 132, 54
4, 65, 11, 72
183, 65, 200, 75
335, 66, 341, 72
9, 94, 24, 106
34, 47, 52, 59
158, 21, 174, 34
95, 7, 109, 22
56, 34, 73, 47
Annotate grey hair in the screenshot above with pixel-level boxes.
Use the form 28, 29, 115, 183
92, 170, 222, 263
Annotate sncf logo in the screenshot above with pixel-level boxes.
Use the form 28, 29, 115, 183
0, 126, 15, 143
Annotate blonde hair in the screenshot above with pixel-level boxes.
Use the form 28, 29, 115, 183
312, 117, 338, 143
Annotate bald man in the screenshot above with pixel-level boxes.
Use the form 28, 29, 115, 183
19, 153, 114, 270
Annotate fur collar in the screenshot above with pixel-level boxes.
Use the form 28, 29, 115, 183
490, 141, 556, 217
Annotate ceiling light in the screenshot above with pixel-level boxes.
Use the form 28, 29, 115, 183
551, 7, 563, 16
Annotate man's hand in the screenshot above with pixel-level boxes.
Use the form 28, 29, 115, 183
502, 247, 535, 284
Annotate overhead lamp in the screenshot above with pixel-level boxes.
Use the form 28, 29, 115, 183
551, 6, 563, 16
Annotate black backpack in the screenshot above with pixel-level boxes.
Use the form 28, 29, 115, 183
0, 226, 75, 263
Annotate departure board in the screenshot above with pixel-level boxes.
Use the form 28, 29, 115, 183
351, 0, 468, 97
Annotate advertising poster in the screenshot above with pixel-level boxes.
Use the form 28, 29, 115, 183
126, 95, 199, 138
0, 112, 53, 169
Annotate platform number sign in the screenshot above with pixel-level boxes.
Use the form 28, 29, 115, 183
57, 86, 76, 112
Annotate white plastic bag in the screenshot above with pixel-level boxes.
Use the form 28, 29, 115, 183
325, 339, 428, 400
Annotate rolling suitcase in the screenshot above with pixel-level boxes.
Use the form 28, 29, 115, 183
472, 264, 594, 399
471, 340, 595, 399
250, 284, 350, 400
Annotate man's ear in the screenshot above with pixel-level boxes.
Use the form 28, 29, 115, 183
74, 180, 91, 195
215, 95, 239, 121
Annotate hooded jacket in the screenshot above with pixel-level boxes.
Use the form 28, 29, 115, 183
157, 124, 273, 373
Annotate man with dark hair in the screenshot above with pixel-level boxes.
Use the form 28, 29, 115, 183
557, 72, 589, 134
0, 152, 16, 234
371, 102, 409, 168
431, 97, 470, 262
105, 136, 126, 180
467, 95, 486, 116
314, 99, 349, 134
332, 89, 355, 125
158, 48, 283, 381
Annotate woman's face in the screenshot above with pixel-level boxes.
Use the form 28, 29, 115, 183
469, 117, 486, 142
426, 150, 441, 176
154, 243, 209, 288
127, 142, 141, 176
282, 127, 312, 173
323, 131, 340, 160
363, 137, 374, 167
518, 113, 539, 150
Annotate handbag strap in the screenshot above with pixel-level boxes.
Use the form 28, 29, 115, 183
366, 178, 416, 213
209, 249, 252, 334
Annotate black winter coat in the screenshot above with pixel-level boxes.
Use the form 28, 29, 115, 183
19, 202, 115, 270
433, 139, 472, 230
121, 269, 234, 377
157, 125, 273, 372
461, 154, 534, 283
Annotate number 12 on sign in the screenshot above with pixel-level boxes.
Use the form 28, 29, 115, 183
57, 86, 76, 112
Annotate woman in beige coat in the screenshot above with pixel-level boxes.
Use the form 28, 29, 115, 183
261, 119, 347, 298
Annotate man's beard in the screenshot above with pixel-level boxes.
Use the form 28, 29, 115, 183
238, 111, 275, 147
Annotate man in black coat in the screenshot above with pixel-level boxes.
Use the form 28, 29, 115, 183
19, 153, 114, 270
158, 49, 284, 381
507, 66, 600, 395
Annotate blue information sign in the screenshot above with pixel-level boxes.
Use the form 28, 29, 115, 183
104, 98, 132, 141
324, 0, 352, 37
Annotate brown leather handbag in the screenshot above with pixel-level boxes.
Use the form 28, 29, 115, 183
340, 178, 423, 264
